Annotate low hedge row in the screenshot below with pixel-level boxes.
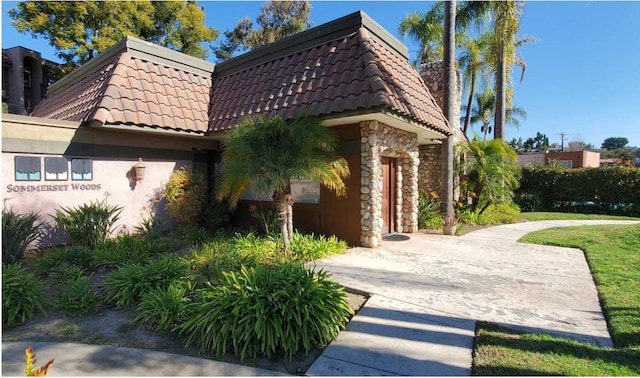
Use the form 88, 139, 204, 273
516, 166, 640, 215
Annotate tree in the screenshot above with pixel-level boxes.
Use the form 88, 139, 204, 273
466, 89, 526, 139
565, 140, 593, 152
213, 1, 311, 62
217, 114, 349, 247
441, 0, 456, 222
398, 3, 444, 66
9, 1, 218, 67
458, 137, 520, 214
457, 1, 526, 140
459, 31, 491, 137
601, 137, 629, 150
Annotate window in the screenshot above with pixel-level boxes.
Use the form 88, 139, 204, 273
291, 179, 320, 204
14, 156, 41, 181
44, 157, 68, 181
23, 70, 31, 87
559, 160, 573, 168
71, 159, 93, 181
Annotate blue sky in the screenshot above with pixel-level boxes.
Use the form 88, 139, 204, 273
2, 1, 639, 148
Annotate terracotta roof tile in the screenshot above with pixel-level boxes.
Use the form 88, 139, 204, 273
32, 53, 212, 133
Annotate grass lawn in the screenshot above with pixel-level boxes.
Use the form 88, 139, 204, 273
473, 223, 640, 375
520, 212, 640, 221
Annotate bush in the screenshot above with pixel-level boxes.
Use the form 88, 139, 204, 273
172, 226, 211, 246
133, 282, 193, 333
94, 234, 179, 269
201, 198, 232, 231
53, 198, 122, 249
2, 263, 47, 327
135, 211, 164, 239
2, 208, 41, 264
33, 245, 93, 276
289, 233, 348, 262
456, 203, 521, 226
105, 255, 189, 308
164, 168, 205, 227
178, 262, 353, 360
418, 191, 443, 229
517, 165, 640, 215
48, 263, 85, 285
56, 277, 100, 316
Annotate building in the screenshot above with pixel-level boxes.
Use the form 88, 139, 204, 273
518, 150, 601, 169
2, 11, 461, 249
2, 46, 64, 115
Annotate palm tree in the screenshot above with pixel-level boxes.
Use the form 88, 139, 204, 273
458, 31, 491, 137
398, 3, 444, 66
457, 1, 525, 140
217, 114, 350, 247
458, 137, 520, 214
441, 0, 456, 221
466, 89, 527, 139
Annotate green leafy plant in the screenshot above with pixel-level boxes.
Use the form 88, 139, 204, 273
53, 198, 122, 249
2, 207, 41, 264
93, 234, 178, 269
33, 246, 93, 276
105, 255, 188, 308
179, 262, 353, 361
201, 197, 232, 231
47, 263, 85, 285
55, 277, 100, 317
173, 226, 211, 246
134, 211, 164, 239
2, 264, 47, 327
417, 191, 443, 229
288, 233, 348, 262
133, 282, 193, 333
164, 168, 206, 227
249, 205, 280, 237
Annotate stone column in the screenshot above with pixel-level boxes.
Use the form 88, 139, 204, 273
360, 120, 382, 248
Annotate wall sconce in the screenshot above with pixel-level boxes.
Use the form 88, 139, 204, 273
133, 158, 146, 181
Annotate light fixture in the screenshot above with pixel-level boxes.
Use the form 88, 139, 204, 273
133, 158, 146, 181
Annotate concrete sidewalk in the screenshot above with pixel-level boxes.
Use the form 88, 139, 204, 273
308, 220, 638, 376
2, 341, 287, 376
3, 220, 637, 376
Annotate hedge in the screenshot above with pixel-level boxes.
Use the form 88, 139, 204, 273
516, 166, 640, 216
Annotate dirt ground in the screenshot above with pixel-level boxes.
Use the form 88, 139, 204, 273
2, 289, 369, 375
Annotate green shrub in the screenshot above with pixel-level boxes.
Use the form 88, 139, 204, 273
482, 203, 521, 224
48, 263, 85, 285
105, 255, 189, 308
164, 168, 205, 227
135, 211, 164, 239
517, 165, 640, 215
201, 197, 232, 231
179, 262, 353, 360
56, 277, 100, 317
249, 206, 280, 237
173, 226, 211, 246
94, 234, 178, 269
53, 198, 122, 249
418, 191, 443, 229
2, 208, 41, 264
289, 233, 348, 262
33, 245, 93, 276
133, 282, 193, 333
231, 231, 280, 256
2, 263, 47, 327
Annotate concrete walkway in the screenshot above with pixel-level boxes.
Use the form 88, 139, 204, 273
307, 220, 639, 376
3, 220, 637, 376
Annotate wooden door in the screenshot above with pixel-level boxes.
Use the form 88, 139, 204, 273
381, 157, 396, 234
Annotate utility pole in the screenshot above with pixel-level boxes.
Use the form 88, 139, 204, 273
559, 132, 568, 151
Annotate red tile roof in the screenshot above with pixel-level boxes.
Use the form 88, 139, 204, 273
32, 52, 212, 133
31, 12, 451, 137
209, 28, 449, 135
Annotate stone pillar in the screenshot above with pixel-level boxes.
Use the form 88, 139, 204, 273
360, 120, 382, 248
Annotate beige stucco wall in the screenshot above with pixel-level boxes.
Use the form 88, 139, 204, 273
2, 114, 216, 249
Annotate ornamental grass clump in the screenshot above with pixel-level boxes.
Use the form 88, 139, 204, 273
288, 233, 347, 262
53, 198, 122, 249
33, 245, 94, 276
2, 264, 47, 327
133, 282, 193, 333
105, 255, 189, 308
178, 262, 353, 361
55, 277, 100, 317
94, 234, 179, 269
2, 207, 41, 264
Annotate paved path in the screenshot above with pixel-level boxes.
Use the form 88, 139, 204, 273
307, 220, 639, 376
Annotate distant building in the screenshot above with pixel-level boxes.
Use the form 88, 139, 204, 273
2, 46, 64, 115
518, 150, 600, 169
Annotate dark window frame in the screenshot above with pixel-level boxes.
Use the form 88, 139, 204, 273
71, 158, 93, 181
44, 156, 69, 181
14, 156, 41, 181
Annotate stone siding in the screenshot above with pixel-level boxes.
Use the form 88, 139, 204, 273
360, 120, 419, 247
418, 144, 442, 195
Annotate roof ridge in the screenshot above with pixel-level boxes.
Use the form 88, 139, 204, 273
357, 28, 390, 108
89, 53, 133, 126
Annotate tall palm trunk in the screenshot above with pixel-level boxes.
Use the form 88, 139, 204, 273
463, 72, 475, 137
494, 49, 506, 139
441, 0, 456, 219
273, 186, 295, 248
